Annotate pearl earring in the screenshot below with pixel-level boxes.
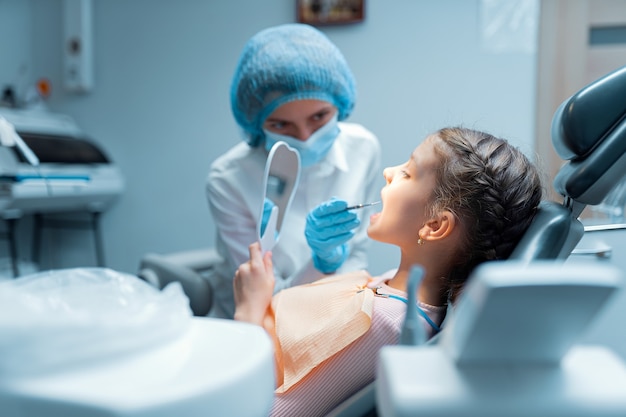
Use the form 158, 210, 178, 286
417, 236, 424, 245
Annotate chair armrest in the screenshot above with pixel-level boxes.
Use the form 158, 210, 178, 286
138, 251, 215, 316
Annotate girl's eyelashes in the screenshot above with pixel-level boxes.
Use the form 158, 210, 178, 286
383, 164, 412, 184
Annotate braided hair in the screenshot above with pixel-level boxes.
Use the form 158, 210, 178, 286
430, 127, 542, 302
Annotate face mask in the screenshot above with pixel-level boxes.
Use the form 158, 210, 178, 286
263, 113, 340, 167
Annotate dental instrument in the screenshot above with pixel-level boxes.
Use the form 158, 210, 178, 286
397, 265, 428, 345
344, 201, 381, 211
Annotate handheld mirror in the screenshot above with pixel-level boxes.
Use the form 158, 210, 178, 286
258, 141, 301, 253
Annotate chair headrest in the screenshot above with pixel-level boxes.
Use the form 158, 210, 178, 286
552, 65, 626, 160
508, 201, 583, 262
551, 65, 626, 204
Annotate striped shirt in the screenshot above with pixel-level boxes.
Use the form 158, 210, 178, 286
270, 281, 446, 417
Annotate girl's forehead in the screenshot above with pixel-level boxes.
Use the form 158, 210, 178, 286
411, 135, 438, 164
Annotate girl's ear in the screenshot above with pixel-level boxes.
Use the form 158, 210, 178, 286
420, 210, 456, 242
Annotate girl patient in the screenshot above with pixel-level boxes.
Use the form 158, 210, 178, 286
233, 126, 543, 417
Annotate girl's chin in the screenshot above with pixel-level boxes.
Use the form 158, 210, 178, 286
367, 213, 381, 237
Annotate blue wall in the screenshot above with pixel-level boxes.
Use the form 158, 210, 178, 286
0, 0, 538, 276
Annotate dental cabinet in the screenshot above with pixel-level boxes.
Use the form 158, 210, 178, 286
0, 108, 124, 276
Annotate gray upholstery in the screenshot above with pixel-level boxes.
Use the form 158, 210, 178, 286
137, 248, 221, 316
508, 201, 580, 262
552, 66, 626, 161
511, 65, 626, 263
552, 65, 626, 208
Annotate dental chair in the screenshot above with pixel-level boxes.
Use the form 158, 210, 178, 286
377, 261, 625, 417
330, 65, 626, 417
508, 64, 626, 263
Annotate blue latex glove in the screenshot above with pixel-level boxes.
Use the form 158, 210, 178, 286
260, 198, 275, 237
305, 198, 360, 273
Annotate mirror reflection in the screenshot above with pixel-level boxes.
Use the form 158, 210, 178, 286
258, 141, 301, 253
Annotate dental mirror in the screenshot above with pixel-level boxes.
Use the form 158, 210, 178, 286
258, 141, 301, 253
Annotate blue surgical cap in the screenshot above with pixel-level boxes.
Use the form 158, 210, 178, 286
230, 23, 356, 147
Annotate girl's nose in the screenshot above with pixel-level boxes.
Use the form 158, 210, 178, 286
383, 167, 392, 184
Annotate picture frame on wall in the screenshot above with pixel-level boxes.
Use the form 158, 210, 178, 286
297, 0, 365, 26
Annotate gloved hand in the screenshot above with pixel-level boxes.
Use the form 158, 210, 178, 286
305, 198, 360, 273
260, 198, 276, 237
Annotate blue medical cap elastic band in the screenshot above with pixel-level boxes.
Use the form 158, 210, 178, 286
230, 23, 356, 147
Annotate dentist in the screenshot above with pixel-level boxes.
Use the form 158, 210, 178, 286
206, 23, 381, 319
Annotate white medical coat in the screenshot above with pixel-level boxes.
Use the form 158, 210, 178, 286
206, 122, 381, 318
